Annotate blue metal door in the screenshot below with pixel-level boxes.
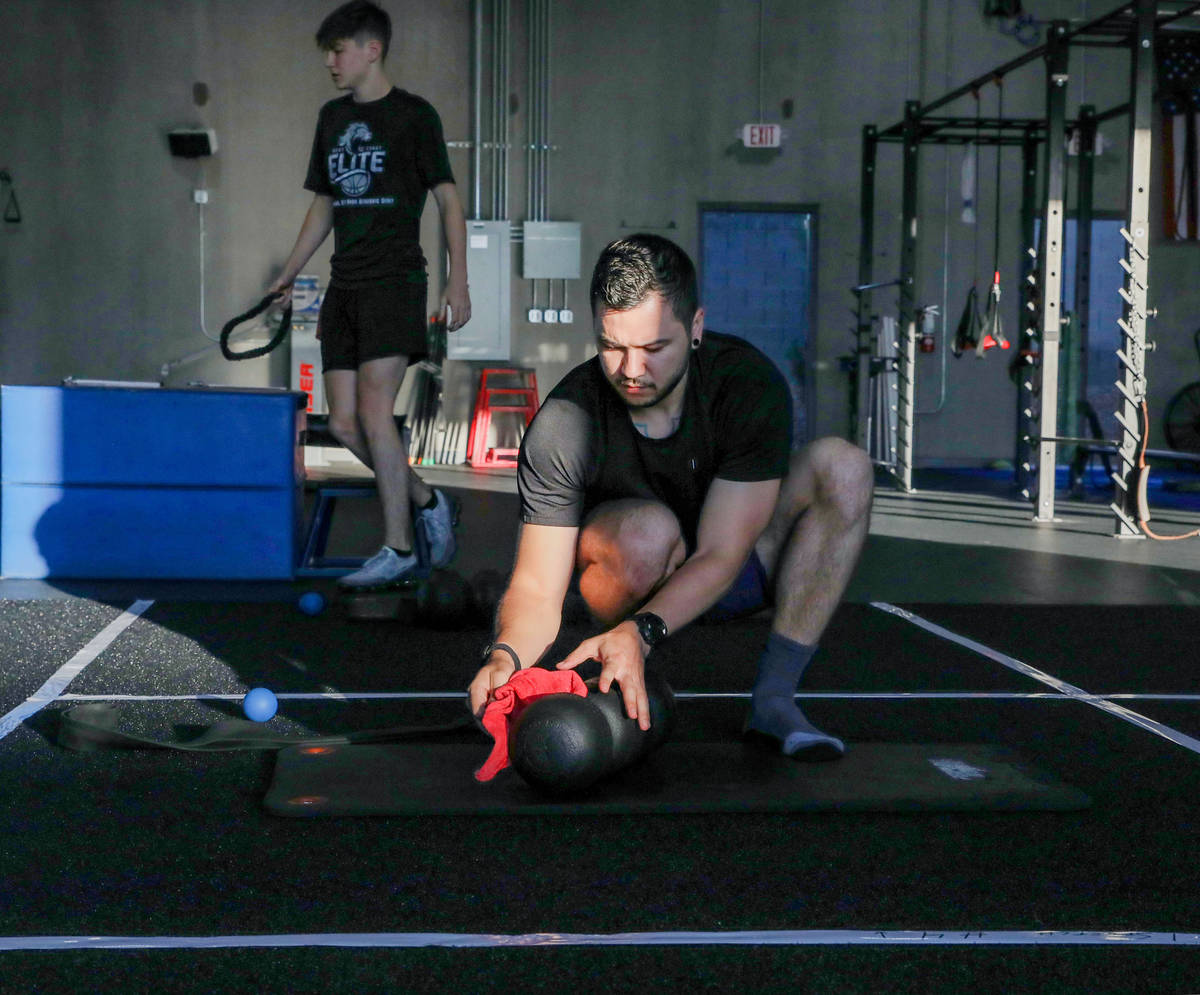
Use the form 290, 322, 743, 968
699, 206, 816, 444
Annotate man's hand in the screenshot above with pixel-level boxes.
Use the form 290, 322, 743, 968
442, 280, 471, 331
430, 183, 470, 331
467, 654, 517, 720
266, 276, 294, 307
556, 621, 651, 731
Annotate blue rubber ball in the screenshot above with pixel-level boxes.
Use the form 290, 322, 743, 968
243, 687, 278, 722
297, 591, 325, 616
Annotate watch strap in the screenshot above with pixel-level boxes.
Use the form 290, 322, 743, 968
482, 641, 522, 671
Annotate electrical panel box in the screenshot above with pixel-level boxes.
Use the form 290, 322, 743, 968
522, 221, 582, 279
448, 220, 512, 361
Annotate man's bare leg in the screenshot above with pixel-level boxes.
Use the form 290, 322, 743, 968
355, 356, 433, 550
326, 359, 435, 586
746, 438, 874, 759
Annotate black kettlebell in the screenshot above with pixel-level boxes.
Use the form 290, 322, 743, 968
416, 569, 473, 628
469, 568, 507, 624
508, 668, 676, 796
585, 668, 677, 767
508, 693, 613, 795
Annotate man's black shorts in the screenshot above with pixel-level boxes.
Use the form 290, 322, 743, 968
318, 280, 428, 372
704, 549, 771, 622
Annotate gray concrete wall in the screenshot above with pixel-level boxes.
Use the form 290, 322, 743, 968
2, 0, 1196, 462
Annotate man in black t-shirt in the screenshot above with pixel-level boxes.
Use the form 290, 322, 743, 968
270, 1, 469, 589
468, 234, 874, 761
517, 329, 792, 554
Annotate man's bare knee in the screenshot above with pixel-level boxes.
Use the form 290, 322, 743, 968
799, 438, 874, 523
582, 500, 682, 570
327, 413, 362, 449
578, 499, 684, 619
357, 407, 402, 449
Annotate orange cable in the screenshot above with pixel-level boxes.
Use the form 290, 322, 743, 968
1136, 399, 1200, 540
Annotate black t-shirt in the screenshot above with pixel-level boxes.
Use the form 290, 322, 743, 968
304, 88, 455, 288
518, 332, 792, 549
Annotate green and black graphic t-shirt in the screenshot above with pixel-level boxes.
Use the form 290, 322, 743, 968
304, 88, 455, 288
517, 332, 792, 550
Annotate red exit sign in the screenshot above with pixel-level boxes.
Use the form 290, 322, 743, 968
742, 123, 782, 148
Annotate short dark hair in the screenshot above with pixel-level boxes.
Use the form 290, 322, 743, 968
316, 1, 392, 59
589, 234, 699, 328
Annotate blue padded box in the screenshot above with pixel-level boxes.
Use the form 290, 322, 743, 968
1, 384, 306, 580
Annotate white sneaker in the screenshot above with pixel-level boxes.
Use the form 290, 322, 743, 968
338, 546, 419, 590
417, 489, 459, 568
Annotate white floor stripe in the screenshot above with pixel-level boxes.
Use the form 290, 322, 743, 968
0, 600, 153, 741
873, 602, 1200, 757
51, 691, 1200, 703
0, 929, 1197, 951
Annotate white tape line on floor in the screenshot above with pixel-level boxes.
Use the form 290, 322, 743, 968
872, 602, 1200, 757
53, 691, 1200, 703
0, 600, 153, 741
0, 929, 1197, 951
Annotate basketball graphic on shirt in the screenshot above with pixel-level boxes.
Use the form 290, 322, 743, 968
340, 171, 371, 196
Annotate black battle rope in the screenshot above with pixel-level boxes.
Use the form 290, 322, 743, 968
219, 292, 293, 361
55, 702, 477, 753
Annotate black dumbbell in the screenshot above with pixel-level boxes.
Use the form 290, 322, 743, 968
469, 568, 507, 624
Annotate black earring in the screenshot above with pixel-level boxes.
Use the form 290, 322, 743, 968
692, 338, 701, 348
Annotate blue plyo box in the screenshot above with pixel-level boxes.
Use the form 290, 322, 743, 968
1, 384, 306, 580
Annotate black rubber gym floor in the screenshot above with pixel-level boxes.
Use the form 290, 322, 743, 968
2, 486, 1200, 993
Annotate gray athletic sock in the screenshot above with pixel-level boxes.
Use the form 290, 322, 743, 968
746, 631, 844, 760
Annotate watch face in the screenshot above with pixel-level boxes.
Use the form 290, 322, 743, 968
636, 613, 667, 645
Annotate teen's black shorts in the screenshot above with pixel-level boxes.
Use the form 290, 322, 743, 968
318, 280, 428, 371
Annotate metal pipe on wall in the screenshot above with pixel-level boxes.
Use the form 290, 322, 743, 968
541, 0, 547, 221
525, 0, 551, 223
542, 0, 549, 220
493, 0, 509, 221
470, 0, 483, 220
536, 0, 544, 222
531, 0, 538, 221
467, 0, 510, 222
539, 0, 546, 221
500, 0, 510, 219
489, 0, 498, 218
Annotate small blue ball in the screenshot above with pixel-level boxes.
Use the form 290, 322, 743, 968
243, 687, 278, 722
298, 591, 325, 616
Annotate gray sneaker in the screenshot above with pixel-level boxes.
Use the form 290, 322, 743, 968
417, 489, 458, 568
338, 546, 419, 589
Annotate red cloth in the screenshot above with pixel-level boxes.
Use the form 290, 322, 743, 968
475, 669, 587, 782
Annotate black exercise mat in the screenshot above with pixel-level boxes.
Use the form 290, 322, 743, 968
264, 741, 1091, 816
